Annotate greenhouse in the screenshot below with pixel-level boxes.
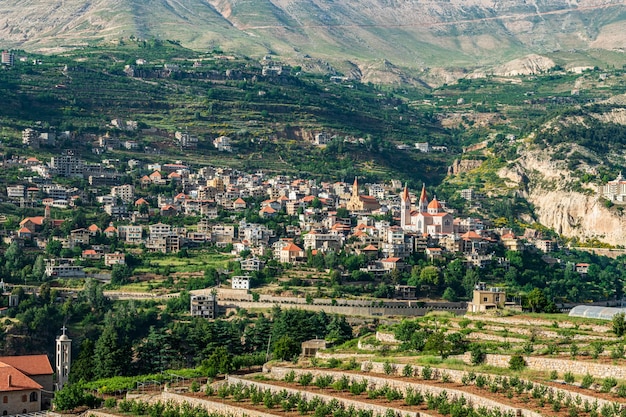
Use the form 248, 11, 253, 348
568, 305, 626, 320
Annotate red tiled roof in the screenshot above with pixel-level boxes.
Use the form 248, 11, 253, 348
88, 224, 100, 232
283, 243, 303, 252
461, 230, 482, 240
20, 216, 45, 226
260, 206, 276, 214
382, 257, 402, 263
234, 198, 246, 204
0, 364, 42, 391
363, 244, 378, 251
0, 355, 53, 376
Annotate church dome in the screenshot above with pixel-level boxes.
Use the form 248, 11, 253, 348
427, 198, 442, 210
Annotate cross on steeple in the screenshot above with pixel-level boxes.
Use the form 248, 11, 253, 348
61, 325, 67, 336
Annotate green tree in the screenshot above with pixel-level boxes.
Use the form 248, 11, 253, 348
525, 288, 548, 313
93, 323, 131, 379
613, 313, 626, 337
69, 339, 95, 383
273, 335, 299, 361
32, 255, 46, 281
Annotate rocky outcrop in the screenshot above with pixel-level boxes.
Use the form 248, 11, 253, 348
448, 159, 483, 175
498, 144, 626, 245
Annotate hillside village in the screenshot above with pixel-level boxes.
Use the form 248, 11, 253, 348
1, 135, 569, 303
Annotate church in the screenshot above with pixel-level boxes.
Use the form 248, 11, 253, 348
346, 178, 381, 212
399, 184, 454, 235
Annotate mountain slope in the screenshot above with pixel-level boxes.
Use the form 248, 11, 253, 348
1, 0, 625, 70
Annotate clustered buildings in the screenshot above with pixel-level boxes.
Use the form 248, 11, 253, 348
2, 148, 557, 284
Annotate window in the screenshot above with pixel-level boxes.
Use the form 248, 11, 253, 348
2, 397, 6, 404
30, 392, 38, 402
22, 395, 27, 402
483, 297, 488, 302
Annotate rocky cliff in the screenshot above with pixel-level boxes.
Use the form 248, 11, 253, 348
498, 144, 626, 245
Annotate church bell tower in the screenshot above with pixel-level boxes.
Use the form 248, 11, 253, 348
56, 326, 71, 390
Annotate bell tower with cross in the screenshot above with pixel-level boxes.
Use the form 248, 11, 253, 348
55, 326, 71, 390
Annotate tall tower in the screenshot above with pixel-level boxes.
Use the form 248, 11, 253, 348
44, 204, 51, 220
418, 184, 429, 212
56, 326, 71, 390
400, 184, 411, 227
351, 177, 359, 198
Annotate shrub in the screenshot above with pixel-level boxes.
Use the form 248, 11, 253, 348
284, 370, 296, 383
459, 318, 471, 328
616, 384, 626, 398
349, 380, 368, 395
190, 381, 200, 393
550, 370, 559, 381
332, 375, 350, 391
402, 364, 414, 377
522, 343, 534, 355
298, 373, 313, 387
405, 387, 424, 406
581, 374, 594, 389
383, 361, 396, 375
600, 377, 617, 393
314, 375, 334, 389
611, 345, 624, 359
103, 398, 117, 408
509, 355, 526, 371
327, 358, 342, 368
421, 365, 433, 380
564, 372, 575, 384
345, 357, 359, 370
470, 344, 486, 365
475, 374, 488, 388
205, 385, 215, 396
570, 343, 579, 358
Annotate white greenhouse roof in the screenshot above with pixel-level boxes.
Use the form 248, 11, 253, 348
568, 305, 626, 320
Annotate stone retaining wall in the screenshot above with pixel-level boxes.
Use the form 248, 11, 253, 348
455, 353, 626, 379
465, 316, 610, 334
269, 366, 542, 417
363, 361, 615, 408
161, 391, 280, 417
228, 375, 418, 417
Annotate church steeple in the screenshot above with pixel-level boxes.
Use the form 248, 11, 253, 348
352, 177, 359, 197
56, 326, 71, 390
400, 183, 411, 227
418, 184, 429, 212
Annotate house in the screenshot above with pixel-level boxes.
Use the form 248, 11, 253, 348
301, 339, 327, 357
231, 276, 251, 290
575, 263, 590, 275
104, 252, 126, 267
0, 354, 53, 415
190, 293, 218, 319
44, 259, 85, 278
233, 198, 247, 210
467, 282, 505, 313
82, 249, 102, 260
277, 242, 304, 263
240, 257, 265, 271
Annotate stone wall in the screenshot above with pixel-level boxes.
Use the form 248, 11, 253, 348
161, 392, 279, 417
363, 361, 614, 408
269, 366, 542, 417
228, 376, 418, 417
455, 353, 626, 379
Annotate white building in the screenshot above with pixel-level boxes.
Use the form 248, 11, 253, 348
231, 276, 251, 290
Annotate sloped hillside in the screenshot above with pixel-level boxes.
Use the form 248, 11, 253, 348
1, 0, 625, 71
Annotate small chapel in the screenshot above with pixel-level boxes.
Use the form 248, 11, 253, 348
399, 184, 454, 235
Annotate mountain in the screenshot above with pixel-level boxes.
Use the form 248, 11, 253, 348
1, 0, 626, 76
